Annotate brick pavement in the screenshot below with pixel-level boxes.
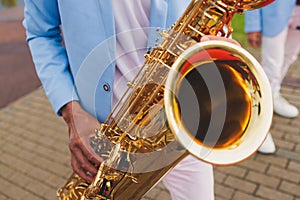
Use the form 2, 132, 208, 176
1, 6, 300, 200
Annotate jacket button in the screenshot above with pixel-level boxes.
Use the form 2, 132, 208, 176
103, 84, 110, 92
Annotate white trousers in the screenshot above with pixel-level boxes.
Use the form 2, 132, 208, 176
162, 155, 214, 200
262, 5, 300, 96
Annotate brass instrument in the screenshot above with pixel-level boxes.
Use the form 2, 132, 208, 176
57, 0, 274, 199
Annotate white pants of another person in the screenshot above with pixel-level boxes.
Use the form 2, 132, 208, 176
261, 6, 300, 118
258, 6, 300, 154
162, 155, 214, 200
262, 6, 300, 95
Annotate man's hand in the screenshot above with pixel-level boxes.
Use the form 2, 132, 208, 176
61, 101, 102, 182
246, 32, 262, 48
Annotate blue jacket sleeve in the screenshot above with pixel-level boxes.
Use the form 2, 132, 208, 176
23, 0, 79, 115
244, 10, 262, 33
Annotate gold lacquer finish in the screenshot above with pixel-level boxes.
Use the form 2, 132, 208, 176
57, 0, 274, 199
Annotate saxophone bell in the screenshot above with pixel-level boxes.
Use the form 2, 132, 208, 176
165, 40, 273, 166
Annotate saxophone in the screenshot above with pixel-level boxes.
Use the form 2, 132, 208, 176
57, 0, 274, 199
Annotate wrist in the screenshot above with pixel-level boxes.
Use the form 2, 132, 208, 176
60, 101, 81, 123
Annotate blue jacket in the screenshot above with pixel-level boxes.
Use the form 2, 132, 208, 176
244, 0, 296, 37
23, 0, 190, 122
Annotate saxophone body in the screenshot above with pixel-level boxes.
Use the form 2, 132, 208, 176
58, 0, 274, 199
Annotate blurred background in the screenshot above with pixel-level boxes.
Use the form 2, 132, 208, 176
0, 0, 23, 9
0, 0, 40, 109
0, 1, 299, 200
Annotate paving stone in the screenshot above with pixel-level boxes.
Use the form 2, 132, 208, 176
213, 169, 227, 183
267, 165, 300, 183
224, 176, 257, 194
246, 171, 280, 189
233, 191, 264, 200
256, 185, 294, 200
255, 154, 288, 168
214, 183, 235, 199
277, 149, 300, 162
287, 160, 300, 173
280, 181, 300, 198
238, 159, 268, 173
215, 165, 247, 178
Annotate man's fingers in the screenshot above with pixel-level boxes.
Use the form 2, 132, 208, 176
69, 143, 100, 181
71, 156, 95, 183
75, 146, 98, 174
80, 137, 103, 166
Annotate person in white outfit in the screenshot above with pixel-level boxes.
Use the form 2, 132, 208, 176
245, 0, 300, 154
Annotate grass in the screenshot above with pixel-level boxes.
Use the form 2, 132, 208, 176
231, 13, 248, 47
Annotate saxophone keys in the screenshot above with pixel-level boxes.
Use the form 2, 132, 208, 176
127, 81, 135, 88
158, 30, 169, 39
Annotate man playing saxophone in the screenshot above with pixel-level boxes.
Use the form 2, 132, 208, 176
23, 0, 271, 199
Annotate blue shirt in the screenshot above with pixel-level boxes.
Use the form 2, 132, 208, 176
245, 0, 296, 37
23, 0, 190, 122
